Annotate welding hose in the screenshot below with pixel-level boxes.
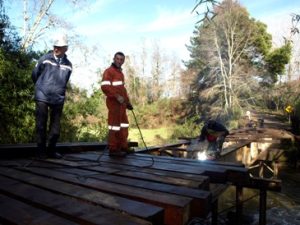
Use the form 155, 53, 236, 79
131, 109, 154, 167
131, 110, 148, 151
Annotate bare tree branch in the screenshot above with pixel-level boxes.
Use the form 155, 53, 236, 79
22, 0, 54, 49
192, 0, 219, 24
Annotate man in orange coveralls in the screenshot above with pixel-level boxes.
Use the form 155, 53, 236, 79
101, 52, 133, 157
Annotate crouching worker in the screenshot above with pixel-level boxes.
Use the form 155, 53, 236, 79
198, 120, 229, 155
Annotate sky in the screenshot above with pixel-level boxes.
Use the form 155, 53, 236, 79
4, 0, 300, 91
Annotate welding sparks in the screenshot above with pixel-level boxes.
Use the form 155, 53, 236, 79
197, 151, 207, 161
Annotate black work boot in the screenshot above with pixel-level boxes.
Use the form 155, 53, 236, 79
47, 151, 63, 159
121, 148, 135, 154
47, 145, 63, 159
109, 151, 127, 157
37, 144, 47, 159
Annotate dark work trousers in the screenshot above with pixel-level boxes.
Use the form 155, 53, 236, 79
35, 101, 64, 153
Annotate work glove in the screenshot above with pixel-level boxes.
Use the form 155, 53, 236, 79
127, 103, 133, 110
116, 95, 125, 104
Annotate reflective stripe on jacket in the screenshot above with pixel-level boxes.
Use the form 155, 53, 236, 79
101, 64, 129, 103
32, 52, 72, 105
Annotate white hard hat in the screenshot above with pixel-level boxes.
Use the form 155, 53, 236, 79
53, 34, 68, 47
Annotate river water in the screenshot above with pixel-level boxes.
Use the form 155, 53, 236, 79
219, 183, 300, 225
191, 167, 300, 225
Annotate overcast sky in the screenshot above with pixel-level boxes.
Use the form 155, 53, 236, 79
5, 0, 300, 90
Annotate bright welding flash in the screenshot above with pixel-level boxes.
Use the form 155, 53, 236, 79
197, 151, 207, 161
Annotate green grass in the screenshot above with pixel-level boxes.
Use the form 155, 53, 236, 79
128, 127, 174, 147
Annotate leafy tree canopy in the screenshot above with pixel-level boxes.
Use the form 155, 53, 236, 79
184, 0, 292, 124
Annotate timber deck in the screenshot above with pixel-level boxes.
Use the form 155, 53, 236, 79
0, 146, 250, 225
0, 111, 292, 225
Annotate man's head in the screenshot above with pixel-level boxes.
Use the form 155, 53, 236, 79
53, 34, 68, 58
206, 119, 216, 129
113, 51, 125, 68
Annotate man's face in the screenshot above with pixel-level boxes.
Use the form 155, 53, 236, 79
53, 46, 68, 58
113, 54, 125, 68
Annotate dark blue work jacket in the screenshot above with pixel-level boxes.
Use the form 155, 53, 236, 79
32, 52, 72, 105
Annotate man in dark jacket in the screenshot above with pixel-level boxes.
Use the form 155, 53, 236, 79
199, 119, 229, 152
32, 34, 72, 158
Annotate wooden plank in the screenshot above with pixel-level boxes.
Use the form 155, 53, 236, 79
226, 137, 281, 143
127, 153, 250, 184
13, 161, 211, 217
122, 151, 247, 174
0, 194, 79, 225
220, 141, 251, 156
47, 156, 211, 190
95, 152, 248, 183
115, 170, 204, 189
13, 156, 209, 189
58, 151, 249, 186
24, 165, 191, 224
166, 142, 246, 164
137, 148, 246, 167
0, 142, 138, 158
249, 177, 281, 192
124, 152, 249, 185
0, 166, 191, 225
0, 175, 151, 225
135, 141, 190, 153
101, 161, 210, 188
23, 160, 212, 218
66, 155, 208, 182
66, 152, 229, 183
128, 148, 247, 170
32, 158, 209, 189
0, 161, 164, 225
133, 152, 245, 168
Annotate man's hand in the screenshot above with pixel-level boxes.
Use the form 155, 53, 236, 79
127, 103, 133, 110
116, 95, 125, 104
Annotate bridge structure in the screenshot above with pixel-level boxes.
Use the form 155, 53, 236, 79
0, 112, 296, 225
135, 112, 295, 225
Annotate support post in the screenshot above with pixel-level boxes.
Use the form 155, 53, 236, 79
259, 189, 267, 225
211, 199, 218, 225
236, 185, 243, 225
273, 161, 278, 178
259, 161, 264, 178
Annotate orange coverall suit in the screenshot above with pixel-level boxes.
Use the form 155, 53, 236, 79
101, 64, 129, 153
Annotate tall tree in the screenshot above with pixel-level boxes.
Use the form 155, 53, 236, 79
185, 0, 291, 120
0, 0, 37, 143
6, 0, 88, 50
149, 41, 165, 102
165, 54, 182, 98
123, 55, 144, 105
186, 0, 262, 116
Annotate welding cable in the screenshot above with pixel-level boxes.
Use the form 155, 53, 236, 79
95, 144, 108, 163
131, 109, 154, 168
